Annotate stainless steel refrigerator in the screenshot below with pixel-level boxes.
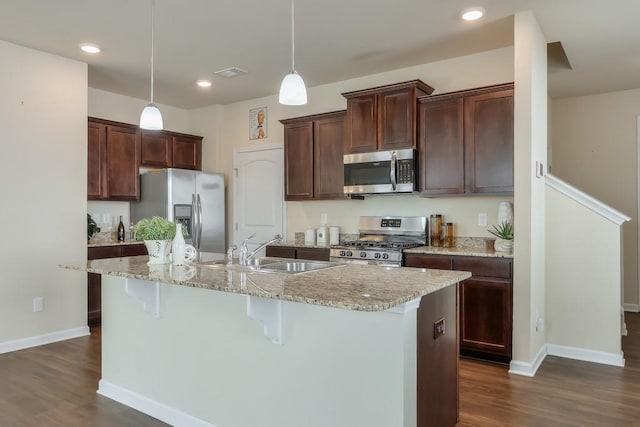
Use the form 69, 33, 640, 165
130, 169, 225, 253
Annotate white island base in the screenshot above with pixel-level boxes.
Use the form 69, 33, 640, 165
99, 275, 421, 427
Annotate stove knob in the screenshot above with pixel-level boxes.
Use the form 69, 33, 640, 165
382, 253, 389, 260
346, 251, 352, 257
360, 252, 367, 258
339, 250, 345, 256
374, 253, 381, 259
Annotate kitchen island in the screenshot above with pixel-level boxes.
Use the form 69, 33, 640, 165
62, 254, 470, 427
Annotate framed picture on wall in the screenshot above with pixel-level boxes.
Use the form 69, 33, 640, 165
249, 107, 268, 140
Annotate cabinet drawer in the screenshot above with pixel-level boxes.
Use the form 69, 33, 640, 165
88, 246, 121, 260
296, 247, 330, 261
121, 244, 148, 257
266, 246, 296, 259
404, 254, 452, 270
452, 257, 511, 279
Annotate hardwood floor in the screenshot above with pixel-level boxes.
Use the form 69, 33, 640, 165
458, 312, 640, 426
1, 313, 639, 426
0, 327, 167, 427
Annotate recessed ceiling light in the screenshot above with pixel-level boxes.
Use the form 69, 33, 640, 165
197, 80, 212, 88
461, 7, 485, 21
79, 43, 101, 54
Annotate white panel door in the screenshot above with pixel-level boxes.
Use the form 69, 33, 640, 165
233, 146, 285, 255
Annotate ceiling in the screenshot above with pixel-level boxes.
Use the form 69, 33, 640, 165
1, 0, 639, 109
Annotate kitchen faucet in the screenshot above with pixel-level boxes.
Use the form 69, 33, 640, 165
238, 234, 282, 266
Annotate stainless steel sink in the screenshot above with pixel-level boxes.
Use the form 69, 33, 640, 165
197, 257, 342, 275
259, 261, 339, 274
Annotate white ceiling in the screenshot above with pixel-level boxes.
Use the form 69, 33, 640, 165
1, 0, 639, 109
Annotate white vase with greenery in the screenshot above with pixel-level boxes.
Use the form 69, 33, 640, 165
134, 217, 177, 265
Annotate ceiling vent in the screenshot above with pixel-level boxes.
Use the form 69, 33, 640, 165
214, 67, 247, 78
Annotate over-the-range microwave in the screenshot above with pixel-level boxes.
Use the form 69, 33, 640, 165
343, 148, 416, 195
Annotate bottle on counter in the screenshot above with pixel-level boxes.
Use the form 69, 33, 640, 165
117, 216, 125, 242
129, 222, 135, 240
429, 214, 443, 247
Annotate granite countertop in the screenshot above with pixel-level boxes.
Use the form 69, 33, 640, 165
61, 254, 470, 312
404, 245, 513, 258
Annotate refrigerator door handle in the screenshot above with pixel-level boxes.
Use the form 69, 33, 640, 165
196, 193, 203, 249
192, 193, 199, 249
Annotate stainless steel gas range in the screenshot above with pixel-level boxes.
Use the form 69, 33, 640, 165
329, 216, 427, 267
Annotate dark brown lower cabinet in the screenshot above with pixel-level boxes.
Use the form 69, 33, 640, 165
405, 253, 513, 364
417, 283, 458, 427
265, 245, 329, 261
87, 244, 147, 326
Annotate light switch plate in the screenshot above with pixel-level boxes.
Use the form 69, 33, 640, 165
478, 212, 487, 226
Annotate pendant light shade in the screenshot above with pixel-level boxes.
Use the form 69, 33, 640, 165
140, 0, 163, 130
140, 104, 163, 130
279, 71, 307, 105
279, 0, 307, 105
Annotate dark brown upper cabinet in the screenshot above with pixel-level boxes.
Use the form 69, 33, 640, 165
140, 131, 202, 171
88, 118, 140, 201
418, 83, 514, 196
89, 117, 203, 201
280, 111, 347, 201
342, 80, 434, 154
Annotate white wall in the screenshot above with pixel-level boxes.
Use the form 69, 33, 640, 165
510, 11, 548, 375
215, 47, 515, 243
551, 90, 640, 310
546, 184, 624, 364
0, 40, 88, 346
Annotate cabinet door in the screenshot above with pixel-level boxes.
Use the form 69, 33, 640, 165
87, 272, 102, 327
419, 98, 465, 195
105, 125, 140, 200
284, 121, 314, 200
459, 277, 512, 363
378, 88, 415, 151
345, 94, 377, 153
141, 131, 172, 167
121, 244, 148, 257
464, 89, 514, 194
296, 247, 330, 261
404, 254, 452, 270
172, 135, 202, 170
314, 114, 346, 199
87, 121, 106, 199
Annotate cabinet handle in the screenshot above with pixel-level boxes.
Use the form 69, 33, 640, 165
390, 150, 397, 191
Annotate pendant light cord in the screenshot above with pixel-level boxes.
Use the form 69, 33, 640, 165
290, 0, 295, 72
150, 0, 155, 104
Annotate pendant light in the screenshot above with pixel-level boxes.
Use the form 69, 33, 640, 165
279, 0, 307, 105
140, 0, 163, 130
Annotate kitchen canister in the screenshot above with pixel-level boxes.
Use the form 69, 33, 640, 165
329, 226, 340, 245
305, 228, 316, 245
316, 226, 328, 247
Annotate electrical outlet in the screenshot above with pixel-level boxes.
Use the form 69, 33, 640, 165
478, 212, 487, 226
33, 297, 44, 312
433, 318, 445, 339
536, 317, 545, 332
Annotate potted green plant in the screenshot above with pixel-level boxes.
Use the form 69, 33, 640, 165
488, 221, 514, 253
133, 217, 177, 264
87, 214, 101, 241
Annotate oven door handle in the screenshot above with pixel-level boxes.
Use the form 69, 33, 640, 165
390, 150, 397, 191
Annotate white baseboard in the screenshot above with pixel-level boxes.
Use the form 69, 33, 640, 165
508, 345, 547, 377
546, 344, 625, 367
624, 303, 640, 312
0, 326, 90, 355
98, 380, 216, 427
